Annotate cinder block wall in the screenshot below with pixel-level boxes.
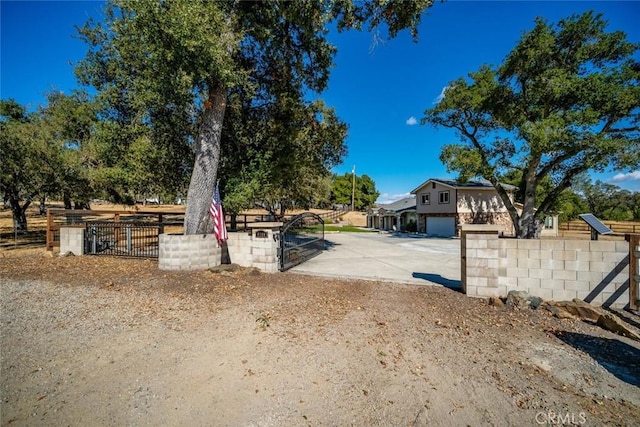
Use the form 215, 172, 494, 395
461, 231, 630, 308
226, 228, 280, 273
159, 233, 221, 271
60, 227, 283, 273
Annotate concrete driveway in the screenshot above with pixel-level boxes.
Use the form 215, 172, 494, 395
289, 232, 461, 289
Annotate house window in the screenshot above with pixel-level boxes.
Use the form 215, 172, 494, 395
438, 191, 450, 204
544, 216, 554, 229
421, 194, 430, 204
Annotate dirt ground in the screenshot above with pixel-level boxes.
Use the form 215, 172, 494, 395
1, 248, 640, 426
1, 205, 640, 426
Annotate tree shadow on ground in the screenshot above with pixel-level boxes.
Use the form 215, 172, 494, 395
553, 330, 640, 387
323, 239, 341, 250
412, 272, 462, 292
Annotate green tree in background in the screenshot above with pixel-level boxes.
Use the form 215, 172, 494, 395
41, 91, 98, 209
1, 100, 44, 230
573, 176, 639, 221
1, 93, 100, 230
423, 12, 639, 238
76, 0, 435, 235
330, 173, 380, 211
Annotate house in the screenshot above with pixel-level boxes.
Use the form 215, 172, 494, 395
367, 196, 417, 232
410, 178, 519, 237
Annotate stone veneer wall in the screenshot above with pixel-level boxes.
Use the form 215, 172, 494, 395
158, 233, 221, 271
457, 212, 514, 236
461, 230, 630, 309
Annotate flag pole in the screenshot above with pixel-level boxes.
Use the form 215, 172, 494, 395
351, 165, 356, 211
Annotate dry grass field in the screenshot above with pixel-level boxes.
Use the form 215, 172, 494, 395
0, 202, 366, 253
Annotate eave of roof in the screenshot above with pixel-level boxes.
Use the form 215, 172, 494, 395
410, 178, 517, 194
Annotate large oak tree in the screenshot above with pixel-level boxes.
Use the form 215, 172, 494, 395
76, 0, 434, 234
423, 12, 639, 238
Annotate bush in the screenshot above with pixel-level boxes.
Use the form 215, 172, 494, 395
404, 220, 417, 233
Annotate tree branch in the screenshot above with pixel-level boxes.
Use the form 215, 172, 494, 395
536, 164, 589, 216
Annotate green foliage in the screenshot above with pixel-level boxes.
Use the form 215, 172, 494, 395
330, 173, 380, 210
323, 225, 374, 233
76, 0, 436, 234
1, 93, 101, 228
404, 220, 418, 233
574, 178, 638, 221
423, 12, 640, 238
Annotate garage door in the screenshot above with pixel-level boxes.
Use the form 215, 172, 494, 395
426, 217, 456, 237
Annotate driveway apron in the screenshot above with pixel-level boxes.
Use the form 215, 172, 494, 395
288, 232, 461, 289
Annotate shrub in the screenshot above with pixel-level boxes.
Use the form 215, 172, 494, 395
404, 220, 417, 233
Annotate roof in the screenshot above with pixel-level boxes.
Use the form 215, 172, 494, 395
410, 178, 518, 194
371, 196, 416, 214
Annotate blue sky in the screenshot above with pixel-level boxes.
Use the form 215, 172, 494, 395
2, 1, 639, 203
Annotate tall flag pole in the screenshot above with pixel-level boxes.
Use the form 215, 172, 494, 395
209, 181, 228, 245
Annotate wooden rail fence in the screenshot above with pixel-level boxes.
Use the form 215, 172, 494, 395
560, 220, 640, 234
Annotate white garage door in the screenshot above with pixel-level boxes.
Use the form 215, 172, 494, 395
426, 217, 456, 237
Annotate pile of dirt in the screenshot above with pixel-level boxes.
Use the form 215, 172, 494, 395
1, 253, 639, 426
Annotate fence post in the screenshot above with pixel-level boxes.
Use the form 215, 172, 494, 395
158, 214, 164, 234
627, 234, 640, 311
46, 209, 53, 251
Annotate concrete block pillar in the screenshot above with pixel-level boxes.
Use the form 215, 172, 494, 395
60, 227, 85, 255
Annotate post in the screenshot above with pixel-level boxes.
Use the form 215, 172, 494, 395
627, 234, 640, 311
351, 165, 356, 212
46, 209, 53, 251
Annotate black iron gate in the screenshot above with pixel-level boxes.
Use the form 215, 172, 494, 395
85, 222, 162, 258
280, 213, 324, 271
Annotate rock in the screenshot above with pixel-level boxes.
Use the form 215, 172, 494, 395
488, 296, 504, 307
529, 296, 543, 309
209, 263, 260, 276
542, 303, 578, 320
547, 299, 603, 323
59, 251, 75, 257
209, 263, 243, 273
505, 290, 532, 309
596, 313, 640, 341
43, 251, 54, 258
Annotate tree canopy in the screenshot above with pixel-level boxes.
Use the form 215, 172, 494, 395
1, 93, 98, 230
330, 172, 380, 211
76, 0, 435, 234
423, 11, 639, 238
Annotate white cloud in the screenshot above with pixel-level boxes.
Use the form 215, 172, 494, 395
611, 171, 640, 182
433, 85, 449, 104
376, 192, 412, 204
406, 116, 418, 126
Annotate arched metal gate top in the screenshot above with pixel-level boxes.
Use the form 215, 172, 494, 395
280, 212, 325, 271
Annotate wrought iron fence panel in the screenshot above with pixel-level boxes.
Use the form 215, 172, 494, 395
280, 213, 324, 271
85, 222, 161, 258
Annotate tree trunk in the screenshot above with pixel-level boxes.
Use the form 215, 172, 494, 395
9, 197, 30, 232
63, 190, 72, 210
518, 173, 538, 239
184, 83, 227, 235
39, 196, 47, 215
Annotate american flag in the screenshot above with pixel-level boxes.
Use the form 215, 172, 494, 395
209, 182, 228, 244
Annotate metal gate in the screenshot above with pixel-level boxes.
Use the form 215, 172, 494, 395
280, 213, 324, 271
85, 222, 162, 258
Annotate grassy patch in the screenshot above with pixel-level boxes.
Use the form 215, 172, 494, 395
323, 225, 374, 233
